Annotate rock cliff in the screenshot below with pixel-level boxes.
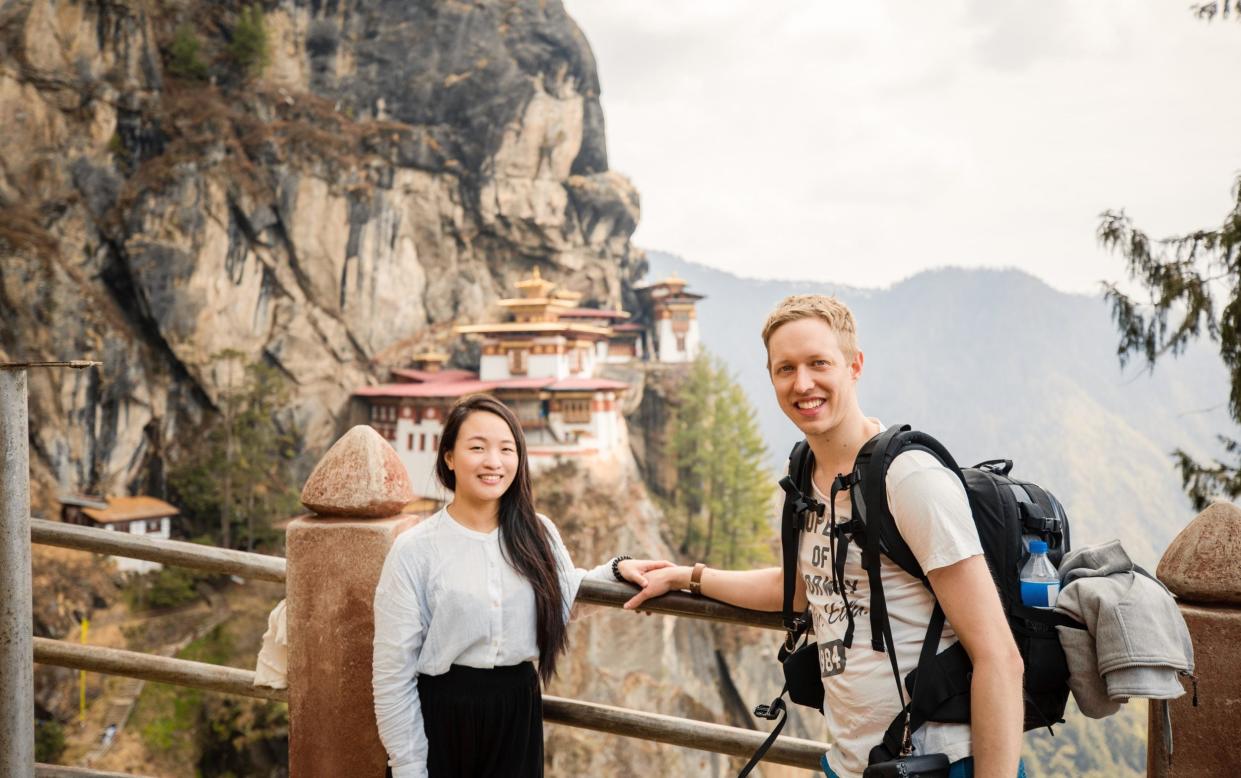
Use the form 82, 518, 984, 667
0, 0, 644, 506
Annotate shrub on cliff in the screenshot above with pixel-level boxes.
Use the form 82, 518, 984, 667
226, 5, 269, 81
167, 24, 210, 81
34, 718, 66, 763
125, 566, 206, 612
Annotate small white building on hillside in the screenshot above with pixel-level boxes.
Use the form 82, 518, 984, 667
60, 495, 179, 574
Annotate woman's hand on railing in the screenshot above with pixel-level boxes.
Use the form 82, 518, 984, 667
623, 565, 691, 610
616, 558, 675, 589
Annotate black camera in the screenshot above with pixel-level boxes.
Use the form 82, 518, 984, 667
861, 752, 950, 778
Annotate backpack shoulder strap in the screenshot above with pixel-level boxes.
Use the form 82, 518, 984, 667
856, 426, 967, 646
857, 426, 966, 580
777, 440, 820, 634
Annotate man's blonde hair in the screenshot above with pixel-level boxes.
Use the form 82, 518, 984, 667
761, 294, 859, 359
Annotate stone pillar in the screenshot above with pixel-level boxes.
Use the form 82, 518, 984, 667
1147, 501, 1241, 778
287, 426, 414, 778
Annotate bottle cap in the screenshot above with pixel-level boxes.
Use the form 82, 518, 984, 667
1030, 540, 1048, 554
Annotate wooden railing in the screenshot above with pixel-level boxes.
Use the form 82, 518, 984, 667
31, 519, 287, 582
30, 519, 823, 772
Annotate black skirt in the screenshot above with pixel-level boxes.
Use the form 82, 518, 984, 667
414, 662, 543, 778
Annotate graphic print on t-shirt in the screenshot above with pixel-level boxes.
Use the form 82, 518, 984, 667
803, 537, 869, 678
818, 638, 847, 678
796, 447, 984, 776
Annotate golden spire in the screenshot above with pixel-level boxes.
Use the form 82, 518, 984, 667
515, 266, 555, 299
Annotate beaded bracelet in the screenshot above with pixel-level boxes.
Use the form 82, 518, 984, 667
611, 555, 633, 583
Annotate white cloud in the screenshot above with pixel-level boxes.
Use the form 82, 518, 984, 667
564, 0, 1241, 292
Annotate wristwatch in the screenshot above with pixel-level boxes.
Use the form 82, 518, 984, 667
689, 562, 706, 596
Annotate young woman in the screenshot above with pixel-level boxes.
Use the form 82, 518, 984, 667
372, 394, 666, 778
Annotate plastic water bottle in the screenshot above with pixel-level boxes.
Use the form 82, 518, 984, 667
1019, 540, 1059, 609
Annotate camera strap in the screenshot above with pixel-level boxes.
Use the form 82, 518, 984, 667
739, 681, 790, 776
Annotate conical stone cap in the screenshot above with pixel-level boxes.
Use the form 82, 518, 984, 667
300, 425, 414, 518
1157, 501, 1241, 605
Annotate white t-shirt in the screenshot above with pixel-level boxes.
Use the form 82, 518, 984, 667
799, 448, 984, 778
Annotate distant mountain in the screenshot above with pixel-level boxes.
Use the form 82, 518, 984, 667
645, 251, 1235, 566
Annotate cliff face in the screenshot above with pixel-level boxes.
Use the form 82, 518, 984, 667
0, 0, 643, 504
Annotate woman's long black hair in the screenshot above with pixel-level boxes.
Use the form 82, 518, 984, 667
435, 394, 568, 683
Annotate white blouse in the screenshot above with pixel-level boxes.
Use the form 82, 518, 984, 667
372, 507, 613, 778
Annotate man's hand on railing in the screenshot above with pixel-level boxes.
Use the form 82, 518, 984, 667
624, 564, 690, 610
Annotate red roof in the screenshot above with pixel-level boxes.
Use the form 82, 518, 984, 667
494, 377, 556, 390
557, 308, 630, 320
355, 376, 564, 399
546, 378, 629, 392
391, 368, 477, 384
611, 323, 644, 332
355, 380, 498, 398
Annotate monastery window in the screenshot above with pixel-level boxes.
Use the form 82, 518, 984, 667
432, 434, 440, 451
509, 348, 528, 375
147, 519, 162, 533
676, 334, 687, 352
407, 433, 414, 450
562, 399, 591, 424
420, 433, 427, 451
569, 348, 583, 373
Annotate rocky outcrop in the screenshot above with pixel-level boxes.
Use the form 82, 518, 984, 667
0, 0, 644, 505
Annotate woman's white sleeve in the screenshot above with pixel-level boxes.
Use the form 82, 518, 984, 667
539, 515, 614, 620
372, 539, 429, 778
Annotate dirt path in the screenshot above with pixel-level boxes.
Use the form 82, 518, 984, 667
78, 600, 235, 766
58, 593, 231, 766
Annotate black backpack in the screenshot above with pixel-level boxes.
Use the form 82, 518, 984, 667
741, 424, 1078, 774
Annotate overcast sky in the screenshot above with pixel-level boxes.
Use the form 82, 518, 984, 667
562, 1, 1241, 293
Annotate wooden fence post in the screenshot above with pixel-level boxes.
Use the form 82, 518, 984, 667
1147, 501, 1241, 777
286, 426, 413, 778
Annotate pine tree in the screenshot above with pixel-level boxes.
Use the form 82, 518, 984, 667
1098, 6, 1241, 510
1099, 178, 1241, 509
668, 353, 775, 567
670, 354, 715, 555
169, 352, 302, 549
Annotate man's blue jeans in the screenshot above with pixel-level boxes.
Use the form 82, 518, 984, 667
821, 755, 1028, 777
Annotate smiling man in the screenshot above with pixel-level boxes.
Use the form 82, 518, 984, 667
624, 295, 1025, 778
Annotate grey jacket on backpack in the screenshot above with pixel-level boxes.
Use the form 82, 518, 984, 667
1053, 540, 1194, 718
